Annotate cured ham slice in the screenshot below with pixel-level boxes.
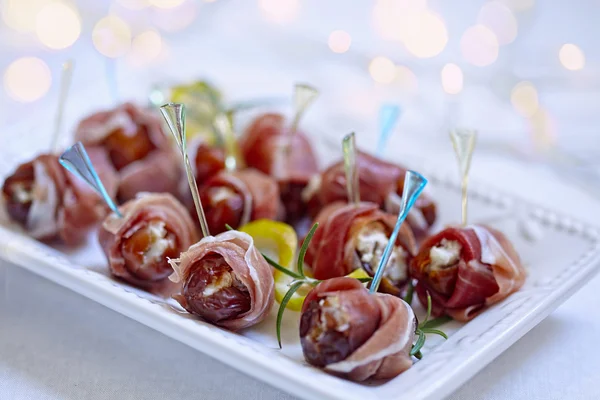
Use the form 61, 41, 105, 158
300, 277, 416, 381
99, 193, 198, 290
194, 142, 225, 185
198, 169, 283, 234
168, 230, 275, 331
240, 113, 319, 222
303, 151, 436, 240
75, 102, 182, 202
305, 202, 416, 296
2, 149, 118, 246
410, 225, 526, 321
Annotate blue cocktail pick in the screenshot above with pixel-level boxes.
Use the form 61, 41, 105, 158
376, 104, 401, 157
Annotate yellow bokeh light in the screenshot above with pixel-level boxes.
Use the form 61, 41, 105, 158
2, 0, 50, 32
395, 65, 418, 94
372, 0, 427, 41
369, 56, 396, 84
35, 2, 81, 50
328, 30, 351, 54
460, 25, 499, 67
511, 81, 539, 118
4, 57, 52, 102
130, 30, 162, 64
402, 11, 448, 58
92, 15, 132, 58
441, 63, 463, 95
259, 0, 299, 24
150, 0, 185, 9
117, 0, 150, 10
478, 1, 518, 45
529, 108, 556, 152
559, 44, 585, 71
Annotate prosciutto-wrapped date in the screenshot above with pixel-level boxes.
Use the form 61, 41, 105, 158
194, 142, 225, 185
305, 202, 416, 296
239, 113, 318, 222
198, 169, 283, 234
410, 225, 526, 322
98, 193, 198, 290
300, 277, 416, 381
168, 230, 275, 330
303, 151, 436, 240
75, 102, 182, 203
2, 149, 118, 246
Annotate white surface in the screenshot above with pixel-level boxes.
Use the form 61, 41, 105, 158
3, 0, 600, 398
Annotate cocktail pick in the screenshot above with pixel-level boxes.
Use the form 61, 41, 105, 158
160, 103, 211, 238
51, 60, 74, 153
370, 170, 427, 293
342, 132, 360, 205
213, 110, 240, 172
449, 129, 477, 226
376, 104, 401, 157
59, 142, 122, 218
289, 83, 319, 137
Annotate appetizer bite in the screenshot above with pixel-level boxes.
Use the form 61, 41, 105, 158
99, 192, 198, 290
240, 84, 319, 222
2, 149, 118, 246
300, 277, 416, 381
161, 103, 275, 330
410, 129, 526, 321
304, 150, 437, 240
199, 169, 283, 234
75, 102, 182, 203
305, 201, 416, 296
410, 225, 525, 321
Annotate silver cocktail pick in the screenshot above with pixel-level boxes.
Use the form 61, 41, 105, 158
342, 132, 360, 205
449, 129, 477, 226
51, 60, 74, 153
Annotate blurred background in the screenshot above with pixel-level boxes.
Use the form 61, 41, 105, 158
1, 0, 599, 196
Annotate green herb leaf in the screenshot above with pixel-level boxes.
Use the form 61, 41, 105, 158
263, 254, 303, 280
410, 329, 426, 356
224, 224, 234, 231
276, 280, 305, 348
419, 292, 433, 328
420, 328, 448, 340
297, 223, 318, 278
420, 316, 452, 330
403, 280, 414, 305
356, 277, 373, 283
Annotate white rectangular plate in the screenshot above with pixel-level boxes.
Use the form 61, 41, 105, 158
2, 119, 600, 400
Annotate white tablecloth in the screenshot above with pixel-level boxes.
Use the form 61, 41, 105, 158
2, 1, 600, 398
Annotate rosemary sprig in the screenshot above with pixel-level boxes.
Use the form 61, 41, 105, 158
410, 292, 449, 357
276, 280, 304, 348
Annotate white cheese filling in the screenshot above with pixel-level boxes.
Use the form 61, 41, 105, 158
429, 239, 462, 270
317, 296, 350, 335
356, 223, 407, 283
209, 186, 237, 205
202, 271, 234, 297
142, 221, 174, 264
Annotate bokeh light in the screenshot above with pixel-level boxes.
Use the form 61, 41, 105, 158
35, 2, 81, 50
559, 44, 585, 71
152, 0, 196, 32
441, 63, 463, 95
402, 11, 448, 58
511, 81, 539, 117
328, 30, 351, 53
117, 0, 150, 10
259, 0, 299, 24
129, 30, 162, 64
150, 0, 185, 9
369, 56, 396, 84
4, 57, 52, 102
92, 15, 132, 58
460, 25, 499, 66
478, 1, 518, 45
395, 65, 418, 94
500, 0, 535, 12
372, 0, 427, 41
529, 108, 557, 152
2, 0, 50, 32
